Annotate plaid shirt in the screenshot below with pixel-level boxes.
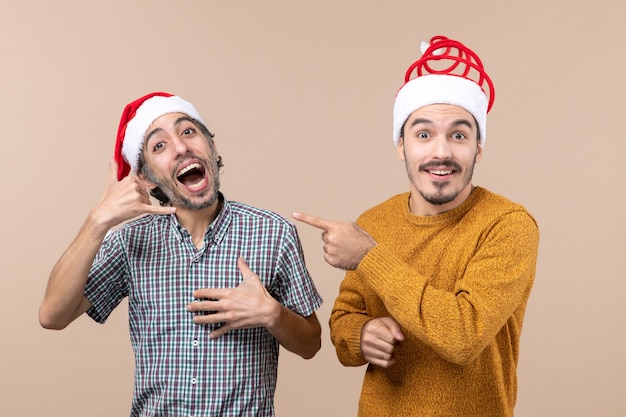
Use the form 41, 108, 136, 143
85, 195, 322, 417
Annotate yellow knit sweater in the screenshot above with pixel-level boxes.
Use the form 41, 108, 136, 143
330, 187, 539, 417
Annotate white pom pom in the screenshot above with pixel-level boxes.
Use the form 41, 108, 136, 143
421, 40, 444, 56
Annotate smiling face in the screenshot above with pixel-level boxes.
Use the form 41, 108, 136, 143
397, 104, 482, 216
139, 112, 221, 210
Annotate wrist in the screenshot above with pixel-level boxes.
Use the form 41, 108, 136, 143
85, 209, 115, 238
264, 298, 283, 331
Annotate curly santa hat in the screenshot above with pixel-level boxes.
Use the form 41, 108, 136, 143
393, 35, 495, 146
114, 92, 205, 180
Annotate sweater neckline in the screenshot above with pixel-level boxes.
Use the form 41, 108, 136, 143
402, 186, 485, 225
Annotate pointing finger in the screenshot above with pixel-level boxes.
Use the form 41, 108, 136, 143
292, 212, 334, 231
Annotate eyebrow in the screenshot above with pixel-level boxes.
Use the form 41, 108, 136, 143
408, 118, 474, 130
144, 116, 196, 147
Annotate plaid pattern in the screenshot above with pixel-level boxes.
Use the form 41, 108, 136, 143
85, 195, 322, 417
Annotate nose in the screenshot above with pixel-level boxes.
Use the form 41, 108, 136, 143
431, 135, 452, 159
171, 135, 189, 157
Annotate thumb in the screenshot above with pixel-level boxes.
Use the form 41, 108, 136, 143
237, 257, 264, 288
108, 157, 119, 184
237, 257, 253, 278
382, 317, 405, 342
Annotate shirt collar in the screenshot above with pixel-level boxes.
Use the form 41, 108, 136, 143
209, 193, 231, 245
166, 192, 231, 245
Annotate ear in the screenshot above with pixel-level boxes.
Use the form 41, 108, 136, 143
396, 137, 406, 161
474, 143, 483, 163
137, 171, 157, 190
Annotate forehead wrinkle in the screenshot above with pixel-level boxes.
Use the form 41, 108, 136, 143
144, 114, 196, 149
174, 115, 194, 126
408, 118, 433, 129
450, 118, 475, 130
409, 116, 475, 131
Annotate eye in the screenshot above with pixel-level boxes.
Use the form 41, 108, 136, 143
182, 126, 196, 136
152, 142, 165, 152
417, 131, 430, 140
452, 132, 466, 141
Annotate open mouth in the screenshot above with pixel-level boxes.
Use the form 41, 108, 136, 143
426, 169, 454, 177
176, 162, 208, 191
425, 169, 454, 177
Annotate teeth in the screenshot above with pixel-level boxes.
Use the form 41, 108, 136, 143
187, 180, 205, 190
430, 170, 452, 175
177, 163, 201, 177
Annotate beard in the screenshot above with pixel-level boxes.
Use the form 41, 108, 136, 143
144, 154, 221, 210
419, 160, 475, 205
406, 150, 478, 206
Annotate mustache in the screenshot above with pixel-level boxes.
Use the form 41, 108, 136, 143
419, 160, 462, 172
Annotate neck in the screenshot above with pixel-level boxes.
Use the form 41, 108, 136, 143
409, 184, 475, 216
174, 199, 222, 248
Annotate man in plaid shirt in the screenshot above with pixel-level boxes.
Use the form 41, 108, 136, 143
39, 92, 323, 416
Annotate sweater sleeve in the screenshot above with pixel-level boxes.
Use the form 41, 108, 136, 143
358, 210, 539, 365
329, 269, 371, 366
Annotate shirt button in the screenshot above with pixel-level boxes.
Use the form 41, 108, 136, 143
192, 340, 199, 347
191, 378, 197, 385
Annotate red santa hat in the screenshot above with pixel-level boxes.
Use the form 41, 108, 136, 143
393, 35, 495, 146
114, 92, 205, 180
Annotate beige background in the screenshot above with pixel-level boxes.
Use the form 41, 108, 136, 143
1, 1, 624, 416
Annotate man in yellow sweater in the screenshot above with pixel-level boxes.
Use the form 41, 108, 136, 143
293, 35, 539, 416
